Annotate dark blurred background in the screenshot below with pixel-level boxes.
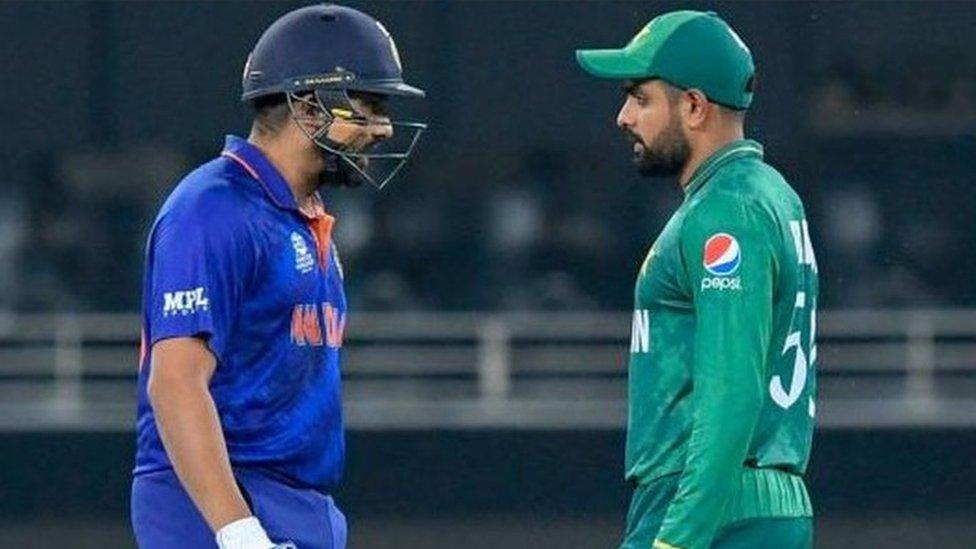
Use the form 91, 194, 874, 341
5, 0, 976, 313
2, 1, 975, 548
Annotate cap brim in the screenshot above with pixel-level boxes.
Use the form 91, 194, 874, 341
575, 48, 650, 79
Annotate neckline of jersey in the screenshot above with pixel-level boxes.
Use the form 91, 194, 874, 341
682, 139, 764, 199
221, 135, 333, 222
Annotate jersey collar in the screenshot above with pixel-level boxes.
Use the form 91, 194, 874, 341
221, 134, 318, 215
683, 139, 764, 199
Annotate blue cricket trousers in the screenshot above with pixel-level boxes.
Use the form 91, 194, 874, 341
132, 467, 347, 549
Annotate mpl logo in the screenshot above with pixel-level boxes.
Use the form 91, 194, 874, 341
703, 233, 741, 275
162, 287, 209, 317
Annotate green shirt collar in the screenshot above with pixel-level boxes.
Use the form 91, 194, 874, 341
683, 139, 764, 198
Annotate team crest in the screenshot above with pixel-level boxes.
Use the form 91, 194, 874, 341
703, 233, 741, 276
291, 232, 315, 274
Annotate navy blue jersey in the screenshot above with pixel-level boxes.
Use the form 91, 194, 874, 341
135, 135, 348, 491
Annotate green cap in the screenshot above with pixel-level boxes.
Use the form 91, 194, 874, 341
576, 10, 755, 110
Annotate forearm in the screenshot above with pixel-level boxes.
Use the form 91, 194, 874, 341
661, 192, 776, 548
656, 297, 767, 548
151, 379, 251, 532
655, 385, 762, 548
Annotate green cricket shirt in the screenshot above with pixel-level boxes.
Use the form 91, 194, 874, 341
626, 140, 817, 549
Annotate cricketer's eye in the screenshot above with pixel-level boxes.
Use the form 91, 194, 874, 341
363, 99, 389, 119
349, 93, 390, 120
622, 84, 647, 107
625, 91, 647, 108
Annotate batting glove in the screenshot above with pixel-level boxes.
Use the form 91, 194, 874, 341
216, 516, 296, 549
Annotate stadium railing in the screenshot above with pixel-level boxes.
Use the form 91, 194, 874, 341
0, 310, 974, 431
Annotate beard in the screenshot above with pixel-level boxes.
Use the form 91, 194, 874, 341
628, 116, 691, 178
316, 149, 366, 188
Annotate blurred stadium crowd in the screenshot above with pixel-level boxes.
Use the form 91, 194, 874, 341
3, 2, 976, 548
2, 1, 975, 313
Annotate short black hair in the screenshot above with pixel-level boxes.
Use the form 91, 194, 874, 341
251, 93, 291, 136
627, 78, 746, 120
623, 78, 683, 106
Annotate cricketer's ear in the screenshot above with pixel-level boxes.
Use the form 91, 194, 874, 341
681, 89, 711, 130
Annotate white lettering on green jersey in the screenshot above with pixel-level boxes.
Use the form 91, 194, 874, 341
625, 140, 817, 549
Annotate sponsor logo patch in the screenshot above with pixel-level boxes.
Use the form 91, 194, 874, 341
701, 277, 742, 291
162, 287, 209, 317
703, 233, 741, 276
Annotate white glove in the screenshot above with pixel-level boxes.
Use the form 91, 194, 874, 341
215, 516, 295, 549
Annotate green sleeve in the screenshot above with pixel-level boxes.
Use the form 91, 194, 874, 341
654, 195, 775, 549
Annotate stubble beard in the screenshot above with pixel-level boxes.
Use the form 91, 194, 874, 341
630, 116, 691, 179
315, 146, 367, 188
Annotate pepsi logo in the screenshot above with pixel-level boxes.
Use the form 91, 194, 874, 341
703, 233, 741, 276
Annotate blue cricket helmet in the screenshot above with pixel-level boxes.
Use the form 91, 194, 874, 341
241, 4, 425, 102
240, 3, 427, 190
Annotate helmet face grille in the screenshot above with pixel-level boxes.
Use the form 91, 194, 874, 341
286, 90, 427, 190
